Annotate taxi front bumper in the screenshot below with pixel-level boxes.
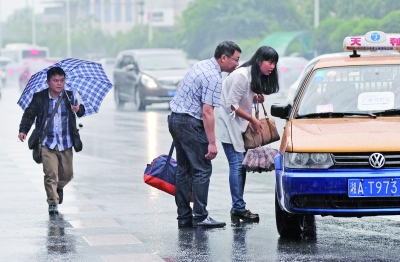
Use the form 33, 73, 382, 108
274, 152, 400, 217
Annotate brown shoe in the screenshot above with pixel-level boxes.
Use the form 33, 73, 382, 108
231, 209, 259, 222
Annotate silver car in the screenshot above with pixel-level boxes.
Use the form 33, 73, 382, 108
113, 49, 191, 111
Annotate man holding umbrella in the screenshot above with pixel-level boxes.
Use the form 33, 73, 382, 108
18, 67, 85, 215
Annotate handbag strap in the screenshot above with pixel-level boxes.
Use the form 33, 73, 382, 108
251, 102, 273, 147
166, 141, 175, 163
40, 91, 64, 142
162, 142, 175, 174
254, 101, 269, 119
261, 103, 269, 118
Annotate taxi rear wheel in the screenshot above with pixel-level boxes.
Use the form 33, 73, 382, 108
275, 191, 316, 238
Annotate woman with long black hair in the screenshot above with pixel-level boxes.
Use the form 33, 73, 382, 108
215, 46, 279, 222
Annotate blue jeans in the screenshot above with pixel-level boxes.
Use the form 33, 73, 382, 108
168, 113, 212, 223
222, 143, 246, 212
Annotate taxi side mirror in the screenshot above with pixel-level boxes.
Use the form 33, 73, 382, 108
271, 104, 291, 120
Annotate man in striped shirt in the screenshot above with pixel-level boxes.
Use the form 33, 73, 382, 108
169, 41, 241, 228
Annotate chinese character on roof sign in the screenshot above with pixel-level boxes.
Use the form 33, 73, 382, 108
390, 38, 400, 46
351, 37, 362, 46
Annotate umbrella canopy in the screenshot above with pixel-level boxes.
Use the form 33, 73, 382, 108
17, 58, 113, 116
242, 146, 278, 173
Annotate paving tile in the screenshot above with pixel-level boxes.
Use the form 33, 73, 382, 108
37, 185, 76, 193
64, 194, 89, 201
59, 205, 102, 214
68, 218, 120, 228
83, 234, 141, 246
101, 253, 164, 262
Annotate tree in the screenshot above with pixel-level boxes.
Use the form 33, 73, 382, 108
380, 10, 400, 33
312, 18, 343, 55
179, 0, 308, 59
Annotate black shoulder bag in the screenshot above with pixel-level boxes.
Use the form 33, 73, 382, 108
32, 93, 64, 164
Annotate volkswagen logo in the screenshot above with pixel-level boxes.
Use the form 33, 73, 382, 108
369, 153, 385, 169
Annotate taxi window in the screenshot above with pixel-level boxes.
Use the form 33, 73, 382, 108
296, 65, 400, 116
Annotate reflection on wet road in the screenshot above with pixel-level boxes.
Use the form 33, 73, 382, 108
47, 214, 76, 255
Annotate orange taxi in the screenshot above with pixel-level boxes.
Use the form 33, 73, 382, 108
271, 31, 400, 237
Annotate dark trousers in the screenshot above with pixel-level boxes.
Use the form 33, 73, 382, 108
168, 113, 212, 223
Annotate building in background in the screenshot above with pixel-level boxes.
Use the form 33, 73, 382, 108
43, 0, 193, 36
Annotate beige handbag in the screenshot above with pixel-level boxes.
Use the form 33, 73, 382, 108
243, 103, 280, 149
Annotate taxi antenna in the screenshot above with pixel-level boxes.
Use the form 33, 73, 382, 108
349, 50, 360, 58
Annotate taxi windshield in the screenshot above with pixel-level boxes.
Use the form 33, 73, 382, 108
295, 65, 400, 118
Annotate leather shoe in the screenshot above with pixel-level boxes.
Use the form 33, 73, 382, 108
48, 205, 58, 215
178, 218, 193, 228
193, 216, 226, 228
57, 188, 63, 204
231, 209, 259, 222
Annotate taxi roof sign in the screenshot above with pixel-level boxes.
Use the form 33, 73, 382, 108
343, 31, 400, 51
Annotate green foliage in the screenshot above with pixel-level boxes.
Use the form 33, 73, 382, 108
179, 0, 307, 59
2, 8, 33, 44
380, 10, 400, 33
351, 19, 382, 36
329, 20, 359, 53
312, 19, 343, 54
236, 38, 263, 61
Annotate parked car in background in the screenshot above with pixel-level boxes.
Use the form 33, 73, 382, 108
277, 56, 309, 97
19, 59, 54, 91
271, 31, 400, 238
0, 56, 12, 87
113, 49, 191, 110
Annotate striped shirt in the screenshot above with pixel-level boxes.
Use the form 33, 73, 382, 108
42, 92, 72, 151
169, 58, 222, 120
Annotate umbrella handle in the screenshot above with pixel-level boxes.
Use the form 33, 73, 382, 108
64, 90, 83, 130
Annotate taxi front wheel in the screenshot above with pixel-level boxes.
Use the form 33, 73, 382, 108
275, 191, 316, 238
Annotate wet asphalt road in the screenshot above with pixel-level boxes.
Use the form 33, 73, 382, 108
1, 85, 400, 261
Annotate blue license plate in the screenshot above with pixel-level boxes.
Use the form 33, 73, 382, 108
168, 90, 176, 97
348, 178, 400, 197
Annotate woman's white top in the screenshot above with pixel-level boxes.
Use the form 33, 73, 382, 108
215, 66, 257, 152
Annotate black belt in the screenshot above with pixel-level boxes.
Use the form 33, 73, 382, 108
172, 112, 191, 117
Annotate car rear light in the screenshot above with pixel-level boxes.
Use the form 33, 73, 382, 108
298, 65, 303, 70
281, 67, 288, 72
7, 69, 13, 74
18, 67, 23, 72
30, 49, 40, 56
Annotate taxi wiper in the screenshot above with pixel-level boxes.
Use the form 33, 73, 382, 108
296, 112, 376, 119
374, 108, 400, 116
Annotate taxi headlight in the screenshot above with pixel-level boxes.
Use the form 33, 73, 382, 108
141, 74, 157, 88
285, 152, 334, 169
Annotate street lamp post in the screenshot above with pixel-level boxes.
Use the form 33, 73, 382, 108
314, 0, 319, 28
314, 0, 319, 57
137, 0, 144, 34
0, 0, 2, 49
32, 0, 37, 45
66, 0, 71, 57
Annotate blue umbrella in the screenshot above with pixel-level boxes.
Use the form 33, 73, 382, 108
17, 58, 113, 116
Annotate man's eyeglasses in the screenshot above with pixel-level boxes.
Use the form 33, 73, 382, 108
225, 55, 240, 63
